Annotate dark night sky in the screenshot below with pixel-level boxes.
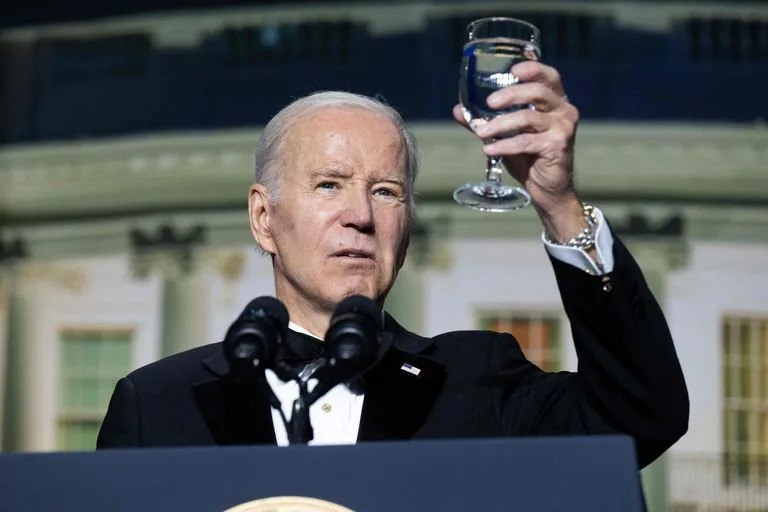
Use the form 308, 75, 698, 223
0, 0, 316, 28
1, 0, 752, 30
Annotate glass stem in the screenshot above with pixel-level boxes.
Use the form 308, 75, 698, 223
486, 156, 504, 183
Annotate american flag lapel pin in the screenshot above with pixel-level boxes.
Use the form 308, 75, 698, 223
400, 362, 421, 376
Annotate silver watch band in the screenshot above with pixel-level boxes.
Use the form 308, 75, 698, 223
542, 204, 598, 250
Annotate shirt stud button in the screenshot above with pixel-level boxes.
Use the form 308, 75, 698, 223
321, 403, 332, 413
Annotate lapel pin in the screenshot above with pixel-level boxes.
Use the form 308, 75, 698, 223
400, 363, 421, 376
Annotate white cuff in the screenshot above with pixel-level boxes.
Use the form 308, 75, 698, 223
541, 206, 614, 275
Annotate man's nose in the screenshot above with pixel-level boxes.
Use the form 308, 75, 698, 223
339, 188, 375, 233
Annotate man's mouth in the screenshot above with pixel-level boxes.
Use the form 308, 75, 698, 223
333, 249, 374, 259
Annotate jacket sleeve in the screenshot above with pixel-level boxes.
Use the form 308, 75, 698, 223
96, 377, 142, 449
493, 232, 689, 468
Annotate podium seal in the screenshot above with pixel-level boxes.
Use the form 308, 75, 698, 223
225, 496, 354, 512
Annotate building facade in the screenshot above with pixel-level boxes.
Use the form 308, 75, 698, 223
2, 1, 768, 510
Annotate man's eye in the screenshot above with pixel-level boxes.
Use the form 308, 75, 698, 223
374, 188, 398, 197
317, 181, 338, 190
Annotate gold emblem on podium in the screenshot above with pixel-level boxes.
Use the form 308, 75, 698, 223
225, 496, 354, 512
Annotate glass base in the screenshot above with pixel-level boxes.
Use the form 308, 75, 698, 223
453, 181, 531, 212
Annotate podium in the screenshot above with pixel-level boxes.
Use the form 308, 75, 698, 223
0, 436, 643, 511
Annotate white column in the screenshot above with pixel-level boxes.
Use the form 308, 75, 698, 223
632, 241, 687, 512
130, 226, 209, 358
0, 267, 37, 452
132, 248, 209, 358
383, 218, 450, 334
384, 260, 424, 334
160, 269, 208, 357
0, 270, 9, 448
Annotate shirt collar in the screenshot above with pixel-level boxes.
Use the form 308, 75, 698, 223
288, 321, 322, 340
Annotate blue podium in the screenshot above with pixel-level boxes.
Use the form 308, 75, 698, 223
0, 436, 643, 511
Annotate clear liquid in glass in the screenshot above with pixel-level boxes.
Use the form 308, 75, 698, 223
460, 37, 541, 135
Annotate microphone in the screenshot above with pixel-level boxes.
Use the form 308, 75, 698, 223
325, 295, 383, 377
223, 296, 289, 376
305, 295, 383, 405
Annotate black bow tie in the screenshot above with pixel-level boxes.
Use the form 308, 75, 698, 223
277, 328, 371, 395
277, 330, 324, 370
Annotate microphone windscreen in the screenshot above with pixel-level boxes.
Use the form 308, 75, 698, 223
332, 295, 383, 330
241, 296, 289, 337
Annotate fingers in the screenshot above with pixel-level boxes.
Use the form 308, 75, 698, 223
455, 62, 578, 162
483, 126, 574, 161
474, 108, 548, 138
483, 132, 543, 157
452, 104, 468, 126
509, 61, 566, 97
487, 82, 564, 113
477, 98, 578, 142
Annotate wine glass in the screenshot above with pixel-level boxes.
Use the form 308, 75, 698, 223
454, 17, 541, 212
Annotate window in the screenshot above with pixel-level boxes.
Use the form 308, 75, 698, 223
684, 18, 768, 63
479, 312, 561, 371
41, 34, 151, 81
222, 21, 359, 65
57, 329, 132, 451
445, 12, 605, 62
722, 316, 768, 485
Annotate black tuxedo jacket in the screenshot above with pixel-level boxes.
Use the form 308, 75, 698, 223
97, 237, 688, 468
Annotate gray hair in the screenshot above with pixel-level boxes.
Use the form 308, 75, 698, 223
253, 91, 419, 216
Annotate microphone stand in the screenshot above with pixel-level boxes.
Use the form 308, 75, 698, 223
271, 360, 331, 445
288, 377, 313, 444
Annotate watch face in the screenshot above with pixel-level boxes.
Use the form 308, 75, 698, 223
225, 496, 355, 512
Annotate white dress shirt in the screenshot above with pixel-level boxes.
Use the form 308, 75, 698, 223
541, 206, 614, 274
265, 207, 614, 446
265, 323, 365, 447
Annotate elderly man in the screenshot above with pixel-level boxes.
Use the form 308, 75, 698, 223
98, 61, 688, 468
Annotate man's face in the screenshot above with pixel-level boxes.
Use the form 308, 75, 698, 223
251, 108, 411, 314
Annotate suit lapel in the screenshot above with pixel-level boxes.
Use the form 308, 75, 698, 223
357, 315, 446, 441
192, 345, 276, 445
190, 315, 446, 445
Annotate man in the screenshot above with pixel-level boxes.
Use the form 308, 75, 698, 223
98, 61, 688, 469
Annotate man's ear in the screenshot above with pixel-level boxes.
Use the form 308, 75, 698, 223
248, 184, 276, 254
